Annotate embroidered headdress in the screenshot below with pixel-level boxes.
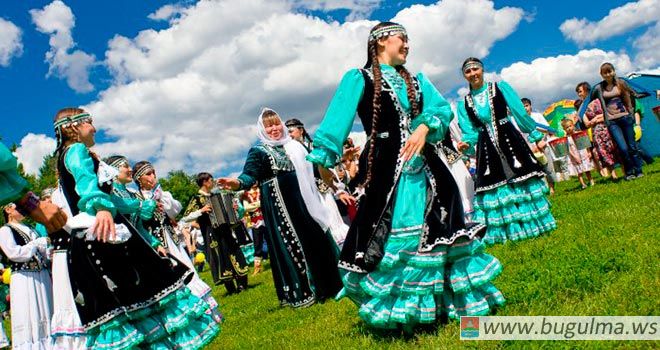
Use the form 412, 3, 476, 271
369, 24, 407, 42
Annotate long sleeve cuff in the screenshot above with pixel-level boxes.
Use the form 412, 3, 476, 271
412, 113, 446, 144
306, 147, 339, 169
237, 174, 256, 190
84, 197, 117, 217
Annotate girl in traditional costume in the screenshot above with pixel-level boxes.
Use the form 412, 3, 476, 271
307, 22, 504, 330
52, 107, 219, 349
109, 157, 222, 323
218, 109, 342, 308
0, 204, 52, 349
456, 58, 556, 245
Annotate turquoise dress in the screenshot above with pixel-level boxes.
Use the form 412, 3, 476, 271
457, 81, 556, 245
308, 65, 504, 329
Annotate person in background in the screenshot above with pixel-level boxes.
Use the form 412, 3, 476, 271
586, 62, 643, 180
561, 115, 594, 189
0, 203, 52, 349
519, 97, 556, 194
576, 82, 620, 180
285, 118, 314, 151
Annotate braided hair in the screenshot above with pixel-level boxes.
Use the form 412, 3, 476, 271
361, 22, 417, 188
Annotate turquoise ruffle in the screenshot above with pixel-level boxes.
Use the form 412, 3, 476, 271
85, 287, 220, 350
473, 177, 556, 245
241, 243, 255, 265
338, 229, 504, 329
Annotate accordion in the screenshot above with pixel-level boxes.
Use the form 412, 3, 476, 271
208, 192, 239, 228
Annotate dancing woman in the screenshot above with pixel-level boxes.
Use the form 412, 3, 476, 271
307, 22, 504, 330
456, 57, 556, 245
52, 107, 218, 349
218, 109, 342, 308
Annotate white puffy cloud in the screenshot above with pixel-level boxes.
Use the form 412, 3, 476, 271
147, 4, 186, 23
30, 0, 96, 93
293, 0, 382, 21
13, 134, 57, 176
86, 0, 524, 176
633, 22, 660, 69
559, 0, 660, 45
0, 18, 23, 67
496, 49, 633, 108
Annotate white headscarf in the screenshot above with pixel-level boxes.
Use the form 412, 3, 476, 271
257, 108, 331, 232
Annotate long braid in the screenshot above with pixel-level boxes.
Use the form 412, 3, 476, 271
361, 41, 382, 188
396, 65, 419, 117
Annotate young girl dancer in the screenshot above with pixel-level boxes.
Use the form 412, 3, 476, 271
456, 57, 556, 245
52, 107, 219, 349
307, 22, 504, 330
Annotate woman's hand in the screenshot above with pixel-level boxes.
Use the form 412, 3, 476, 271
156, 246, 168, 257
201, 204, 212, 213
92, 210, 115, 243
337, 192, 356, 206
318, 166, 337, 191
456, 141, 470, 152
217, 178, 240, 191
401, 124, 429, 161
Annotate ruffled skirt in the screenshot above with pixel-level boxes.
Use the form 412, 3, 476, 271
473, 177, 556, 245
84, 288, 219, 350
338, 231, 504, 329
164, 234, 223, 324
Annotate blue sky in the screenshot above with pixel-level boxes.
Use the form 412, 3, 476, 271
1, 0, 657, 176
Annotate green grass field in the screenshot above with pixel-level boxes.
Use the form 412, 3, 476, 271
206, 161, 659, 349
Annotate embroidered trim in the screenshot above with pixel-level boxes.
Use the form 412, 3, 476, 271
474, 171, 545, 192
270, 178, 317, 301
419, 222, 487, 252
82, 269, 194, 330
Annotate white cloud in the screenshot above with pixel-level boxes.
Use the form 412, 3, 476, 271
0, 18, 23, 67
86, 0, 524, 176
633, 22, 660, 69
30, 0, 96, 93
293, 0, 382, 21
147, 4, 185, 23
497, 49, 633, 108
559, 0, 660, 45
13, 134, 57, 176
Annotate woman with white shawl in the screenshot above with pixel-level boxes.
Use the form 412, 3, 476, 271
218, 108, 342, 308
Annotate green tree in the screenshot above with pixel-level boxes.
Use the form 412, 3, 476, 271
159, 170, 198, 218
35, 153, 58, 195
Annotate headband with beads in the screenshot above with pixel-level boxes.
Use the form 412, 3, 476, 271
133, 162, 155, 182
53, 113, 92, 131
462, 60, 483, 73
107, 156, 129, 170
369, 24, 407, 42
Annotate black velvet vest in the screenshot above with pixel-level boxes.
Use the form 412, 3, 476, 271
4, 224, 45, 272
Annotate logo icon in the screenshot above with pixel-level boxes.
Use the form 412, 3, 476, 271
460, 316, 480, 339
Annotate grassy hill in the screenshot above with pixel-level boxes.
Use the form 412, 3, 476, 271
208, 161, 659, 349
